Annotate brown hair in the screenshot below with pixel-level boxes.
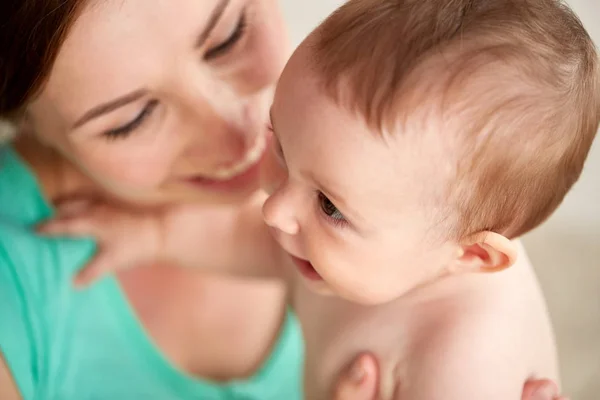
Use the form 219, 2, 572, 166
311, 0, 600, 239
0, 1, 86, 120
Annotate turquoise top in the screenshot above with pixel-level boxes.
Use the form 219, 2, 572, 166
0, 145, 304, 399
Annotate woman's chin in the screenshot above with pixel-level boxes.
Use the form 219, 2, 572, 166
172, 182, 262, 206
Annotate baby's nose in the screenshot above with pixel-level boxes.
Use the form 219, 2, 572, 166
262, 185, 300, 236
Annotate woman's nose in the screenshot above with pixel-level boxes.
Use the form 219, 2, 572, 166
185, 114, 248, 164
262, 183, 300, 236
177, 72, 258, 166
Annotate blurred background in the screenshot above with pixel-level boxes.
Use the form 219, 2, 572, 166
279, 1, 600, 398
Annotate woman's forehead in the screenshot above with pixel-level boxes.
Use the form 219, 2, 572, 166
37, 0, 227, 124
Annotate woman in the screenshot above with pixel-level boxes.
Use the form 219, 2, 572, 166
0, 0, 566, 399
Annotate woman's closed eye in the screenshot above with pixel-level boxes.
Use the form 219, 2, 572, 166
205, 11, 247, 60
103, 100, 159, 140
318, 192, 347, 226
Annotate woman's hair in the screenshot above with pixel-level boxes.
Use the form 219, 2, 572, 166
0, 1, 86, 120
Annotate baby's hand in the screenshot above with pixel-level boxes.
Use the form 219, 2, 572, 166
38, 198, 165, 287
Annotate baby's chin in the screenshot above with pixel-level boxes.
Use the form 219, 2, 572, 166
304, 273, 403, 305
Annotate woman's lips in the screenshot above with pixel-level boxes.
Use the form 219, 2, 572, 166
290, 255, 323, 281
184, 156, 262, 190
183, 133, 267, 191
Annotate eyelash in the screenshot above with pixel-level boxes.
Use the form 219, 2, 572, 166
101, 13, 247, 140
317, 191, 348, 228
205, 11, 248, 60
267, 125, 346, 229
103, 100, 159, 140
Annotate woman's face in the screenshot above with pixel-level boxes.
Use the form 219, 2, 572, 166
27, 0, 288, 205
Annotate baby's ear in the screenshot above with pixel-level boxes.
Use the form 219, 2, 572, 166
449, 232, 517, 275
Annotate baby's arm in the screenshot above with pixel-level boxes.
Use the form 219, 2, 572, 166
38, 192, 288, 285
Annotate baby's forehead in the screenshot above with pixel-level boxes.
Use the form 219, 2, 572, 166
275, 51, 460, 235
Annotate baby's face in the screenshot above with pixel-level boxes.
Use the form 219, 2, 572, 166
263, 46, 459, 304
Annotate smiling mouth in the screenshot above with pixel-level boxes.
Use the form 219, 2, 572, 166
211, 133, 268, 180
289, 255, 323, 281
183, 133, 267, 189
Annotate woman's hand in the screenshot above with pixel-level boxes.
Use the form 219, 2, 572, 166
37, 198, 166, 286
37, 194, 287, 286
332, 353, 568, 400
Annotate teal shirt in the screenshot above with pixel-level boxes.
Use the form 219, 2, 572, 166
0, 145, 304, 399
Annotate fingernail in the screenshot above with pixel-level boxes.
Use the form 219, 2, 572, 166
350, 361, 366, 385
532, 385, 555, 400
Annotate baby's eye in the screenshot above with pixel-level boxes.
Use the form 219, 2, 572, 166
318, 192, 345, 221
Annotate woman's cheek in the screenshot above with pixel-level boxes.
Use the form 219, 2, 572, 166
236, 6, 289, 94
260, 139, 287, 195
81, 144, 174, 188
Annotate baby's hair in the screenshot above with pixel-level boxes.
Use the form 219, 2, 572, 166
310, 0, 599, 240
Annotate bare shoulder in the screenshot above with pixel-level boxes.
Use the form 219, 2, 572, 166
396, 297, 528, 399
394, 260, 557, 399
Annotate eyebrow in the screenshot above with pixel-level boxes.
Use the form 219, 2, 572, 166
72, 89, 148, 129
195, 0, 231, 48
72, 0, 230, 130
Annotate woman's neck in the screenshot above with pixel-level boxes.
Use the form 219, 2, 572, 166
12, 135, 99, 206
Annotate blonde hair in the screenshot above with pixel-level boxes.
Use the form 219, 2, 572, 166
310, 0, 599, 239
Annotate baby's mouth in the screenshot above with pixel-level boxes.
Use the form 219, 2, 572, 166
289, 255, 323, 281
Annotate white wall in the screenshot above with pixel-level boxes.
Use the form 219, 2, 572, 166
279, 1, 600, 398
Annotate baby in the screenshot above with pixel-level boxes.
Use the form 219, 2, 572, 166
42, 0, 599, 398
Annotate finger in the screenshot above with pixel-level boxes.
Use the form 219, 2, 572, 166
55, 198, 95, 218
522, 379, 559, 400
38, 218, 98, 238
332, 353, 379, 400
73, 252, 118, 288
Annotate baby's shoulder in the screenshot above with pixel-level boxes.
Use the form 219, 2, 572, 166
403, 276, 531, 354
391, 275, 555, 399
385, 295, 530, 399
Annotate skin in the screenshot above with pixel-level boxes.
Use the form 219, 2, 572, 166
20, 0, 293, 383
36, 28, 567, 400
263, 40, 563, 399
27, 0, 283, 206
264, 42, 516, 305
2, 0, 370, 395
2, 0, 568, 398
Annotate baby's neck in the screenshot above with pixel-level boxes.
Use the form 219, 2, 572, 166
13, 135, 99, 206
